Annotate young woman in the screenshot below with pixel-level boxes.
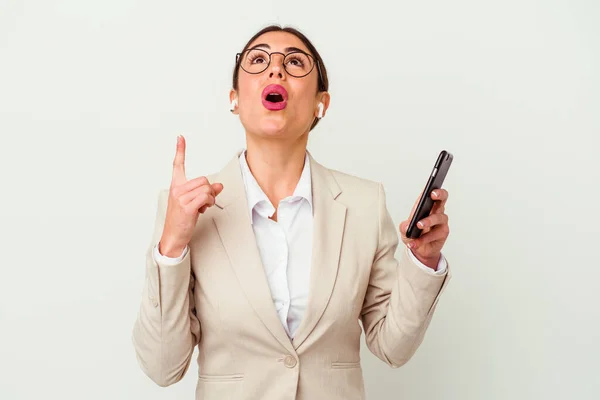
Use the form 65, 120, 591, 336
133, 25, 451, 400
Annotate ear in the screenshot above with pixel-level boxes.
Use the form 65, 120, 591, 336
229, 89, 238, 114
315, 92, 331, 118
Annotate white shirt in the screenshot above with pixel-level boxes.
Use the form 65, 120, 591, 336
153, 151, 447, 339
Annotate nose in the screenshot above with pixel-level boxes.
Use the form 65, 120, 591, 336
268, 52, 286, 80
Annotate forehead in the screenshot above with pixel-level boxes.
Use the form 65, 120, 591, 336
247, 31, 311, 54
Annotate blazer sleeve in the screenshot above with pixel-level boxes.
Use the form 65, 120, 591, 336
132, 189, 201, 386
360, 183, 451, 368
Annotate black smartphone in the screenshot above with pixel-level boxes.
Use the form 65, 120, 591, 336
406, 150, 453, 239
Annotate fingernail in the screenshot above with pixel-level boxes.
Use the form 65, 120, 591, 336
432, 190, 438, 197
407, 242, 414, 249
417, 221, 424, 228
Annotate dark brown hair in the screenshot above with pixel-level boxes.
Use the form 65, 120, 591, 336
232, 25, 329, 131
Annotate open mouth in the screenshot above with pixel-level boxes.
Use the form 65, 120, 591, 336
261, 84, 288, 111
265, 93, 284, 103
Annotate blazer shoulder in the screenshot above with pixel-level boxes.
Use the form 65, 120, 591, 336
325, 167, 383, 207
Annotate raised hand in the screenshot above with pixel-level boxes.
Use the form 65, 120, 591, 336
399, 189, 450, 269
159, 135, 223, 257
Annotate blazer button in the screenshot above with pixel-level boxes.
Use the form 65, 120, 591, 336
149, 296, 158, 307
283, 355, 297, 368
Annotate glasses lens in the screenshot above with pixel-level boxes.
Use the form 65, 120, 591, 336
284, 52, 314, 77
240, 49, 270, 74
239, 49, 315, 77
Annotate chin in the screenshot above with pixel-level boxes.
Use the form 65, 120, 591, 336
259, 120, 288, 137
251, 112, 293, 138
242, 110, 306, 140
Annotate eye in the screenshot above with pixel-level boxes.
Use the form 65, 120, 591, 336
245, 49, 269, 65
286, 55, 305, 67
249, 55, 267, 64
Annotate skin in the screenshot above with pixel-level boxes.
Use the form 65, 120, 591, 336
161, 31, 450, 270
229, 31, 330, 220
159, 135, 224, 257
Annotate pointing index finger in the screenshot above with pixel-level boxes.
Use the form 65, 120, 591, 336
172, 135, 187, 184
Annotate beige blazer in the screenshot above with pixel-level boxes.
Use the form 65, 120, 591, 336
132, 151, 451, 400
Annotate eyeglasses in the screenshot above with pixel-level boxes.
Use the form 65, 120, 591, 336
236, 48, 323, 86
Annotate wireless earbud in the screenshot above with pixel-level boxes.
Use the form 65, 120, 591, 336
317, 102, 324, 119
230, 99, 238, 112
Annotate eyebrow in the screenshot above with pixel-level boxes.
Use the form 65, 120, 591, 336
249, 43, 310, 54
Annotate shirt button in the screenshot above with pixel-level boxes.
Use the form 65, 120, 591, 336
149, 295, 158, 307
283, 355, 297, 368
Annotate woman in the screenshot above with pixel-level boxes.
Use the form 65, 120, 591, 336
132, 25, 451, 400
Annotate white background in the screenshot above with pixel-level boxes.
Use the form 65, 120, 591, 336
0, 0, 598, 399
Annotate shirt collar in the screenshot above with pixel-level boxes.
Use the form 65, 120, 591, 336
238, 150, 313, 222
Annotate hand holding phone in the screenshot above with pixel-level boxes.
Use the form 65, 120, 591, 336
406, 150, 453, 239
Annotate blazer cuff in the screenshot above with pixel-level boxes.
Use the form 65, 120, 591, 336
152, 243, 189, 266
406, 246, 447, 275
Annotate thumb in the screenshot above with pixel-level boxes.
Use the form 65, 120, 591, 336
212, 182, 224, 196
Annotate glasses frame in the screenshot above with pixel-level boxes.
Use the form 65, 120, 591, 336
236, 48, 325, 90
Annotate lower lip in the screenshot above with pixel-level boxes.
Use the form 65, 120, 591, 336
262, 99, 287, 111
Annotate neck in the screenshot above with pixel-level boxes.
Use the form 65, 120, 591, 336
244, 134, 309, 206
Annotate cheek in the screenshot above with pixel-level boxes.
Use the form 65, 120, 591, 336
290, 85, 317, 115
237, 76, 261, 104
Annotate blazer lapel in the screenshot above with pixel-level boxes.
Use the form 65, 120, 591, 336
292, 153, 347, 350
211, 153, 296, 355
